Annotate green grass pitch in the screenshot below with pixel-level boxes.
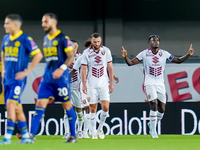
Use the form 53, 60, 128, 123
0, 135, 199, 150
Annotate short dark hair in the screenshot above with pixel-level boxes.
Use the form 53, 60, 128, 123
71, 39, 79, 45
91, 33, 101, 38
84, 38, 91, 48
44, 13, 58, 21
148, 35, 160, 42
6, 14, 22, 24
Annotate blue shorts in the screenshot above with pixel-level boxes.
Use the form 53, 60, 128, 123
4, 82, 26, 107
38, 82, 71, 103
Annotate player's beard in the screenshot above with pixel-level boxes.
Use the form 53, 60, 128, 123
44, 27, 52, 34
93, 45, 101, 50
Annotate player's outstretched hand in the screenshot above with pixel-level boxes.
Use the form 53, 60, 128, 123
189, 44, 194, 56
52, 68, 64, 79
15, 70, 28, 80
121, 46, 128, 58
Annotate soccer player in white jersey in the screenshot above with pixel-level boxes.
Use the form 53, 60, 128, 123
81, 33, 114, 139
121, 35, 194, 138
63, 40, 83, 138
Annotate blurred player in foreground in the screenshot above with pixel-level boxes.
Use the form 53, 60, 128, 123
121, 35, 194, 138
0, 14, 43, 144
81, 33, 114, 139
30, 13, 77, 143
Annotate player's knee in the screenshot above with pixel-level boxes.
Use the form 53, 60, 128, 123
63, 102, 73, 110
149, 99, 158, 111
37, 100, 49, 108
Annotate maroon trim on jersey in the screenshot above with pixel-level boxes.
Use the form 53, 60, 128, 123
76, 51, 79, 54
148, 48, 160, 55
72, 68, 77, 71
107, 60, 112, 63
81, 64, 87, 66
136, 57, 141, 62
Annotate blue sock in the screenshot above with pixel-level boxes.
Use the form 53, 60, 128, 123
30, 106, 45, 135
66, 107, 76, 137
6, 119, 15, 138
17, 121, 29, 136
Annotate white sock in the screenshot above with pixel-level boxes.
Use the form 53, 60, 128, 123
77, 112, 83, 131
83, 113, 90, 134
157, 111, 164, 123
149, 110, 158, 133
4, 133, 12, 139
90, 113, 96, 135
98, 111, 108, 131
63, 113, 69, 134
22, 132, 30, 138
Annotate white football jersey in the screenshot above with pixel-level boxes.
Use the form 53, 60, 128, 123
69, 53, 81, 89
136, 48, 174, 86
81, 45, 112, 88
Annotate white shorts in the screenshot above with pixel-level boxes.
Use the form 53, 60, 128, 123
87, 87, 110, 104
80, 89, 90, 107
145, 84, 166, 104
71, 89, 83, 108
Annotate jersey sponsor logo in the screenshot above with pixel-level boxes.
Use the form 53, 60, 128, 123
146, 54, 154, 57
92, 66, 104, 78
87, 97, 91, 102
152, 56, 159, 64
43, 47, 58, 57
4, 46, 19, 58
94, 56, 101, 63
88, 54, 96, 58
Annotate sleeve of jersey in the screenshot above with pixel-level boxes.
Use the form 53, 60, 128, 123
107, 49, 113, 63
136, 51, 144, 61
81, 52, 88, 66
165, 51, 174, 61
25, 36, 41, 56
64, 38, 73, 53
73, 57, 82, 70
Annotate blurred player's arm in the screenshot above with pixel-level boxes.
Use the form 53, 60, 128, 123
108, 62, 114, 93
53, 50, 74, 79
15, 51, 43, 80
171, 44, 194, 63
121, 46, 140, 66
70, 69, 76, 78
81, 65, 87, 94
1, 52, 5, 80
114, 76, 119, 83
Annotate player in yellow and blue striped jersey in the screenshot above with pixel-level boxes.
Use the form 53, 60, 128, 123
0, 14, 43, 145
30, 13, 77, 143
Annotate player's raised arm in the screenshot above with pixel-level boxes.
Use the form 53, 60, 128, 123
121, 46, 140, 66
171, 44, 194, 64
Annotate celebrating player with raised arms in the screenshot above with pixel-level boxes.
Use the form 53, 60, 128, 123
0, 14, 43, 144
30, 13, 77, 143
121, 35, 194, 138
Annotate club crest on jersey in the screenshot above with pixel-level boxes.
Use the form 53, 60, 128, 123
82, 99, 86, 104
101, 50, 105, 55
53, 40, 58, 46
147, 94, 151, 100
159, 52, 163, 57
87, 97, 91, 102
14, 41, 21, 47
